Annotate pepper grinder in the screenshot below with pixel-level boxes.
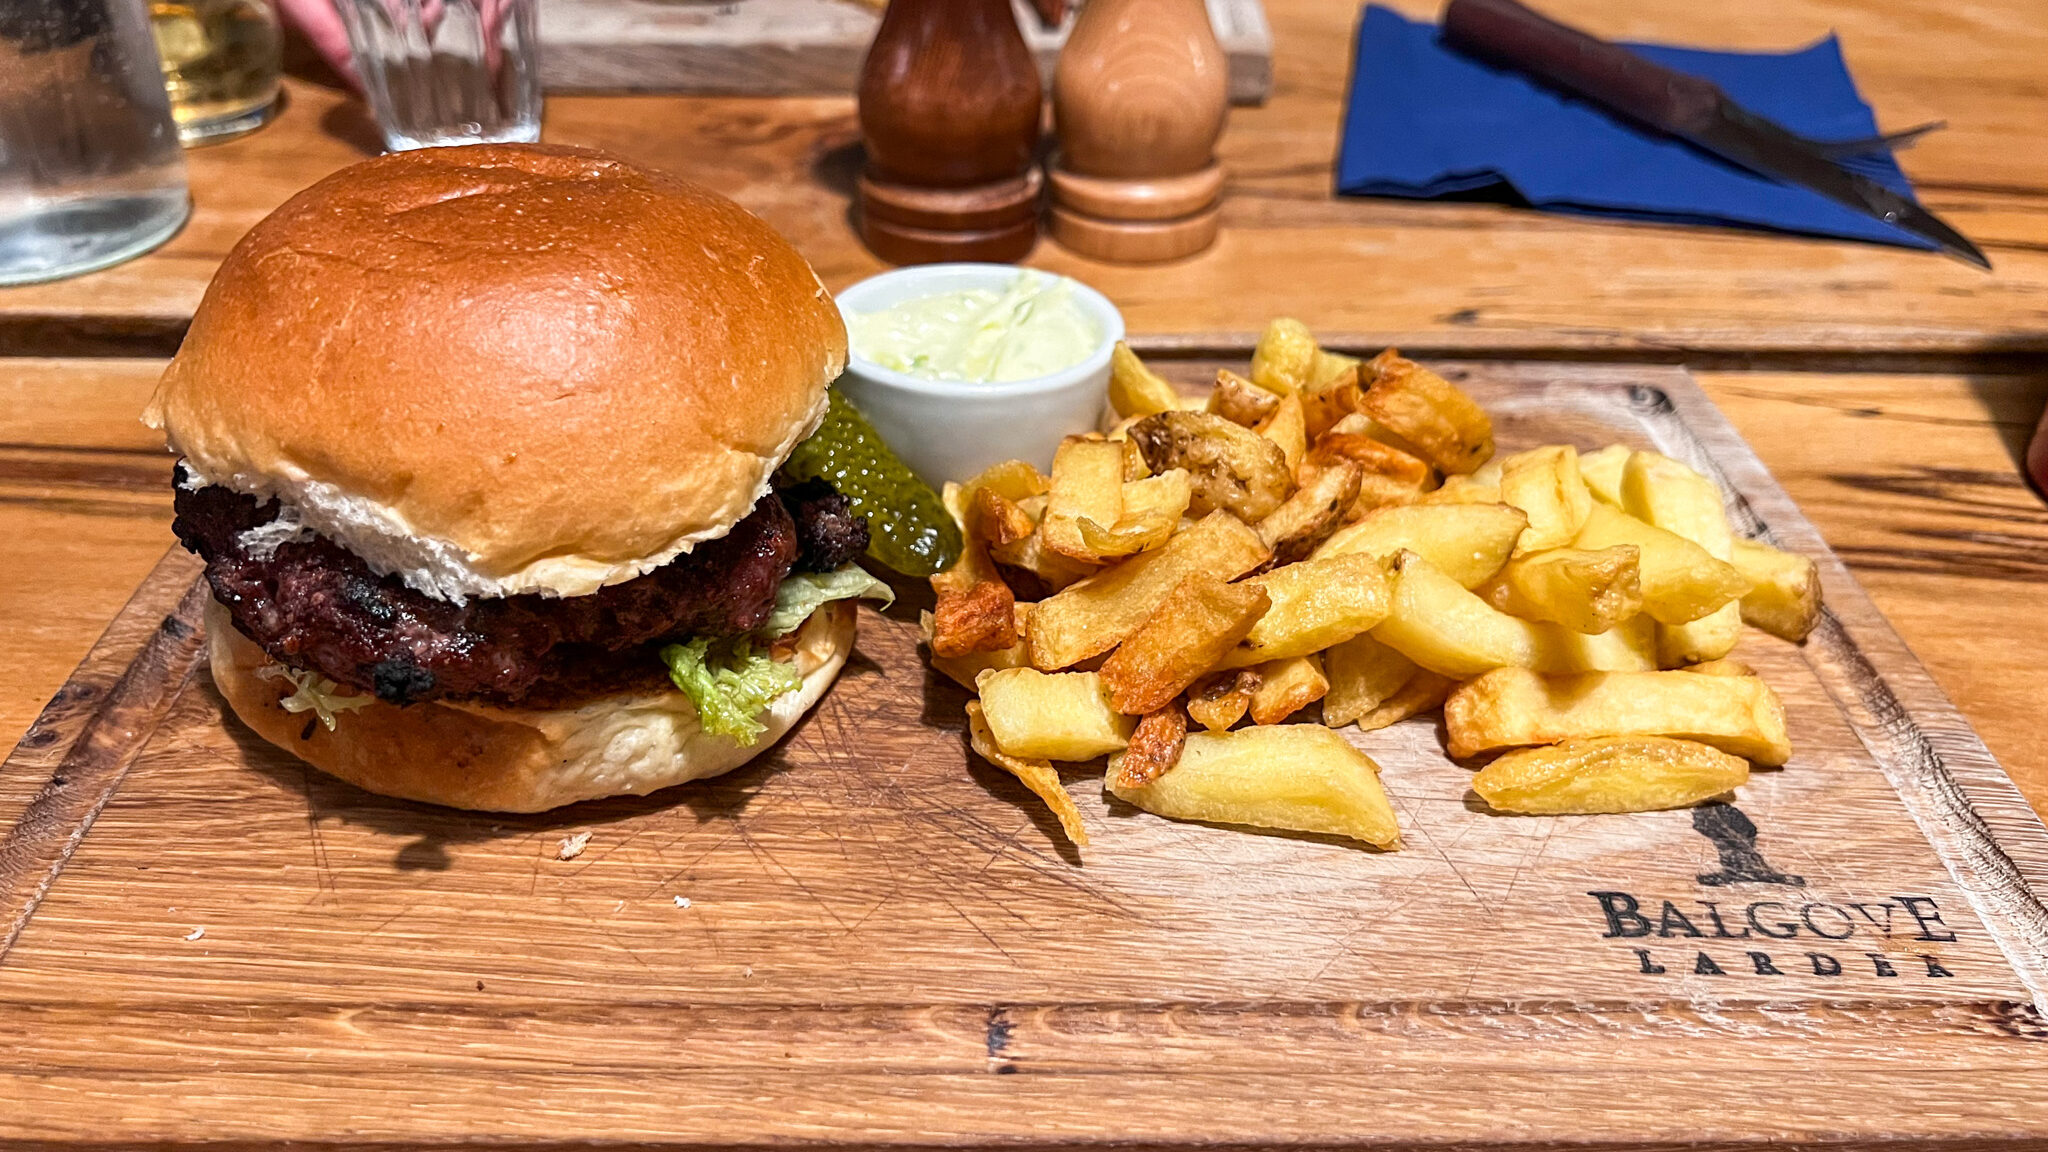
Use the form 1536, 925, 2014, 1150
855, 0, 1043, 265
1049, 0, 1229, 263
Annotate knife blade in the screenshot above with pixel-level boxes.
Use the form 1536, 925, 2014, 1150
1440, 0, 1990, 269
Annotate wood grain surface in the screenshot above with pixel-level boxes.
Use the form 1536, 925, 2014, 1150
2, 0, 2046, 358
3, 363, 2045, 1146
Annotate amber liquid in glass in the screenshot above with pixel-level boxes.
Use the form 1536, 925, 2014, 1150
150, 0, 279, 144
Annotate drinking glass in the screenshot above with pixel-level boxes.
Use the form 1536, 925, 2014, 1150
150, 0, 282, 144
0, 0, 192, 285
338, 0, 541, 152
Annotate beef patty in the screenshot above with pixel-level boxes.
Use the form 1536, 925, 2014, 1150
175, 467, 868, 707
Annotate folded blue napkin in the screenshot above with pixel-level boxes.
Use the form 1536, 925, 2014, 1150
1336, 5, 1935, 250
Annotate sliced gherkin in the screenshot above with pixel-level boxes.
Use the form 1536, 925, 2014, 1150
783, 390, 962, 577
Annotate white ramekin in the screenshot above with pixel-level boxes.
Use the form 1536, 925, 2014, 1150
834, 263, 1124, 486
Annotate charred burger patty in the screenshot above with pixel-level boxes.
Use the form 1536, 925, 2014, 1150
176, 469, 868, 709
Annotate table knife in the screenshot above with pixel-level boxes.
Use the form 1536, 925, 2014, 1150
1441, 0, 1990, 269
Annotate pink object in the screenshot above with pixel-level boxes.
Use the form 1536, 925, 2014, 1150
278, 0, 359, 88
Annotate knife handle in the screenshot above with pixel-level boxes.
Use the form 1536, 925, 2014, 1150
1442, 0, 1723, 137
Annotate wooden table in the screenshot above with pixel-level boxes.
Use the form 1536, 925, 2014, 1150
2, 0, 2044, 835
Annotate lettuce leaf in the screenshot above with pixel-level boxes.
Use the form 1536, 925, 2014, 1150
659, 637, 804, 747
758, 565, 894, 640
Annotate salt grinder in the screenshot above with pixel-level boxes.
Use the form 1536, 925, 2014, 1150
855, 0, 1043, 265
1049, 0, 1229, 263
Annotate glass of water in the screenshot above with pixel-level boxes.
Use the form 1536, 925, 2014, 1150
338, 0, 541, 152
0, 0, 192, 285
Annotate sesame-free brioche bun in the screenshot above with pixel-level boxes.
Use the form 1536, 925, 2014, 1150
148, 143, 847, 601
208, 598, 856, 812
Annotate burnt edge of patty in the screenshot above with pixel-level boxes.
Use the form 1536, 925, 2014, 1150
175, 464, 867, 708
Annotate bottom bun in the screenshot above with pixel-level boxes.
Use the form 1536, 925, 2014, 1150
207, 597, 855, 812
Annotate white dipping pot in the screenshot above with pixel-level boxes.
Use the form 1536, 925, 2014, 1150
833, 263, 1124, 487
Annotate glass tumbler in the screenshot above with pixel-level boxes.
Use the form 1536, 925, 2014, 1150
0, 0, 192, 285
150, 0, 283, 144
338, 0, 541, 151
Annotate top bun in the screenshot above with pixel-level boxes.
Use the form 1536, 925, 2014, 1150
148, 144, 846, 601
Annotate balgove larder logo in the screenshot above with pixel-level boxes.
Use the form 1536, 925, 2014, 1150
1587, 803, 1960, 980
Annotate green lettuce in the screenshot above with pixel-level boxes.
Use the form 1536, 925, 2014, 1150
758, 565, 894, 640
659, 637, 803, 746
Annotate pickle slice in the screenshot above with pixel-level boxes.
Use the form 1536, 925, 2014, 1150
783, 391, 962, 577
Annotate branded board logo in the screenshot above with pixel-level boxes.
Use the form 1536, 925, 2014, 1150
1588, 803, 1958, 980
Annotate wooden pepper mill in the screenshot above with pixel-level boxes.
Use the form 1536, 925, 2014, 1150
1049, 0, 1229, 263
855, 0, 1043, 265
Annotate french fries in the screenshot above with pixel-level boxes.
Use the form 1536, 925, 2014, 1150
1247, 654, 1329, 724
1099, 576, 1271, 715
1129, 410, 1293, 522
1499, 445, 1592, 554
1471, 736, 1749, 815
1257, 460, 1362, 565
1028, 510, 1271, 670
1479, 546, 1642, 635
928, 324, 1820, 851
1730, 537, 1822, 642
1573, 503, 1750, 626
976, 668, 1135, 760
1108, 341, 1182, 419
1444, 666, 1790, 766
1622, 450, 1741, 665
1250, 318, 1317, 395
1042, 437, 1129, 561
1357, 350, 1494, 474
1186, 667, 1260, 731
1107, 725, 1400, 849
966, 702, 1088, 846
1314, 502, 1527, 588
1216, 552, 1391, 668
1209, 368, 1282, 427
1112, 703, 1189, 788
1321, 633, 1417, 727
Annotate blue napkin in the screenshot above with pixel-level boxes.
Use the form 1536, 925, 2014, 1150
1336, 5, 1935, 250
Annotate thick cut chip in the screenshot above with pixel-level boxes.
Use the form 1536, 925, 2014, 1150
966, 702, 1088, 846
1577, 444, 1630, 507
1250, 318, 1318, 395
1298, 366, 1365, 440
1258, 394, 1309, 476
1098, 576, 1271, 715
1257, 460, 1362, 565
1419, 475, 1503, 506
1129, 410, 1294, 522
932, 578, 1019, 657
1247, 654, 1329, 725
972, 486, 1037, 550
1573, 503, 1750, 625
1357, 350, 1494, 474
1075, 469, 1194, 560
1209, 368, 1283, 427
923, 607, 1031, 690
963, 458, 1050, 506
1499, 445, 1593, 554
1215, 552, 1391, 669
1443, 666, 1791, 765
1307, 430, 1433, 490
1313, 502, 1527, 588
1108, 341, 1182, 419
1107, 725, 1400, 849
1684, 657, 1756, 678
1480, 545, 1643, 635
1028, 511, 1271, 670
1351, 670, 1453, 732
1372, 552, 1655, 679
1186, 668, 1260, 732
1322, 632, 1418, 728
1730, 537, 1822, 642
990, 527, 1099, 593
976, 667, 1134, 761
1042, 437, 1129, 561
1472, 736, 1750, 815
1311, 347, 1362, 388
1622, 449, 1741, 664
1110, 703, 1189, 789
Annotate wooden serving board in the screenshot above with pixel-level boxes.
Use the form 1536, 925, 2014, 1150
3, 361, 2047, 1145
538, 0, 1275, 105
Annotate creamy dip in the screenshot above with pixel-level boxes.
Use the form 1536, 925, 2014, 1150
848, 272, 1101, 384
